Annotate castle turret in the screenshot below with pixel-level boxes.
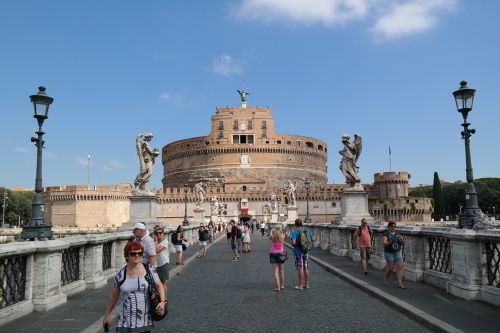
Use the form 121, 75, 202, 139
372, 172, 411, 198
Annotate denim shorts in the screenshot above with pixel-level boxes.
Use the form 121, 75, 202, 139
384, 250, 403, 264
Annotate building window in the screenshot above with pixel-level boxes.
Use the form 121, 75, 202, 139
331, 202, 336, 207
306, 142, 314, 148
247, 120, 253, 130
242, 185, 247, 191
218, 131, 224, 139
262, 120, 267, 129
262, 129, 267, 138
233, 121, 239, 130
233, 134, 254, 144
218, 121, 224, 130
277, 140, 282, 144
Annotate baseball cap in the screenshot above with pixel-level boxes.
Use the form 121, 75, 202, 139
133, 223, 146, 230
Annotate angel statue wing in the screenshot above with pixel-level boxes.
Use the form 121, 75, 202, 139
237, 89, 249, 102
354, 134, 362, 163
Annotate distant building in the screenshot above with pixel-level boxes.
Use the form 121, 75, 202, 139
369, 172, 433, 222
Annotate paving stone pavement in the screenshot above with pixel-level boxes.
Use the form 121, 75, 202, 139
156, 233, 432, 333
2, 231, 499, 332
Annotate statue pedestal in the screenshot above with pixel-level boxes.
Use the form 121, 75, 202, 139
271, 211, 279, 223
210, 214, 219, 224
194, 208, 205, 225
334, 186, 374, 225
121, 194, 158, 231
286, 206, 298, 223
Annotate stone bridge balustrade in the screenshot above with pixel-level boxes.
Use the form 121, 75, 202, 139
287, 223, 500, 307
0, 225, 203, 327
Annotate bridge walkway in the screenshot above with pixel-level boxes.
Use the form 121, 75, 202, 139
1, 232, 499, 332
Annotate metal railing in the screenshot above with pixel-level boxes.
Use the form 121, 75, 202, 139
0, 255, 27, 309
486, 241, 500, 287
102, 241, 113, 271
61, 247, 80, 286
428, 236, 452, 274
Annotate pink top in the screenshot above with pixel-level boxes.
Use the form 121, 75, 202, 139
357, 225, 372, 248
271, 241, 284, 253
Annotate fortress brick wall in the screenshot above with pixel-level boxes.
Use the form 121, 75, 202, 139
161, 106, 328, 188
44, 184, 131, 227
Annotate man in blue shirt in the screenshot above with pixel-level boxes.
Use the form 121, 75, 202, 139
290, 219, 315, 290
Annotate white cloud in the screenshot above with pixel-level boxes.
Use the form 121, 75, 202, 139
13, 146, 30, 153
232, 0, 456, 41
210, 55, 246, 75
101, 161, 127, 172
76, 156, 90, 166
107, 161, 127, 169
371, 0, 457, 40
159, 92, 183, 102
233, 0, 369, 26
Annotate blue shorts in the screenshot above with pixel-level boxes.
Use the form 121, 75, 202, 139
384, 251, 403, 264
294, 254, 309, 271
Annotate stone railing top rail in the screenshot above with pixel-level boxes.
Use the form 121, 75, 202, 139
0, 231, 132, 258
300, 223, 500, 241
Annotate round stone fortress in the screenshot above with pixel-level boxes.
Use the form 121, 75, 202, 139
161, 105, 328, 188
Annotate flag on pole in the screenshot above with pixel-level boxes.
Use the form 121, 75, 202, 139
389, 146, 391, 155
88, 154, 91, 161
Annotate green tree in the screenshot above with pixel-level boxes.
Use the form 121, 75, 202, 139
432, 172, 446, 220
0, 187, 35, 227
409, 178, 500, 219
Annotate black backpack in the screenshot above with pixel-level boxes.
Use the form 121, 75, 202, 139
236, 227, 242, 238
171, 232, 177, 244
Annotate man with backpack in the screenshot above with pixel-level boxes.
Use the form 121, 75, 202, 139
290, 218, 315, 290
355, 218, 373, 275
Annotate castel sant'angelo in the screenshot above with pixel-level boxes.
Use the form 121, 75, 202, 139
44, 93, 432, 228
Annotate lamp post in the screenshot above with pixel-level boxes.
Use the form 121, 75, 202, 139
20, 86, 54, 240
1, 192, 7, 228
453, 80, 481, 229
493, 206, 496, 221
182, 182, 189, 226
304, 179, 311, 223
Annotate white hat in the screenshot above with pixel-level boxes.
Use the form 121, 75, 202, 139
133, 223, 146, 230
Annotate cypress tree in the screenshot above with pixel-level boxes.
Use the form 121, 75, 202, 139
432, 172, 446, 220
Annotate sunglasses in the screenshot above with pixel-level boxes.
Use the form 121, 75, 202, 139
389, 225, 397, 228
155, 231, 163, 235
129, 252, 143, 257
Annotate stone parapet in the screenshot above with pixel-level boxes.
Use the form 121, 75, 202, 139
0, 225, 204, 327
288, 223, 500, 307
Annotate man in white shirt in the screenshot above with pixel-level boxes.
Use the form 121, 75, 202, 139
132, 222, 157, 267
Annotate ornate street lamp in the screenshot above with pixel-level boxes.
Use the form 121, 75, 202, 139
21, 86, 54, 240
304, 179, 311, 223
182, 182, 189, 226
453, 80, 481, 229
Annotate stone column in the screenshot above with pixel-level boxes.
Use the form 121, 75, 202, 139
335, 187, 374, 225
31, 241, 67, 311
320, 226, 331, 250
83, 241, 107, 288
193, 208, 205, 225
271, 211, 278, 223
329, 227, 351, 256
286, 206, 298, 222
448, 229, 482, 300
400, 226, 425, 282
121, 194, 158, 230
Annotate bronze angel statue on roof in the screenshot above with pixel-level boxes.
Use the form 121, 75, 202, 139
237, 89, 249, 103
339, 134, 362, 188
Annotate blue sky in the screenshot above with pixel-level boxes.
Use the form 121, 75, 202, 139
1, 0, 499, 189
